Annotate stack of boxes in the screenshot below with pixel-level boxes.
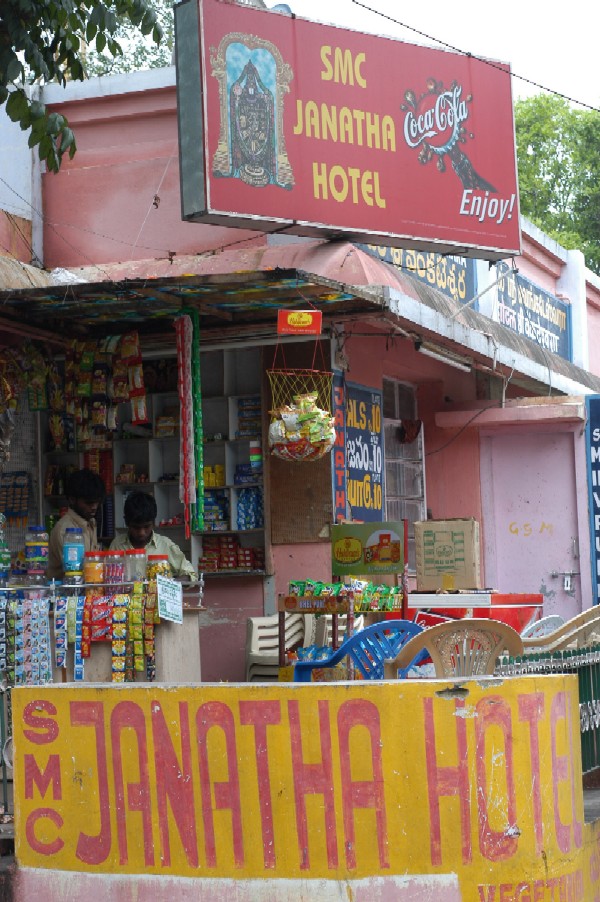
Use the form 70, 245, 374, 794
414, 519, 482, 591
236, 486, 264, 530
198, 535, 265, 573
203, 464, 225, 487
203, 489, 229, 531
236, 396, 262, 439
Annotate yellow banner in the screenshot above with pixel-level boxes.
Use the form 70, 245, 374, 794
12, 678, 595, 899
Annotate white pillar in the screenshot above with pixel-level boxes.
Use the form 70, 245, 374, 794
557, 248, 588, 370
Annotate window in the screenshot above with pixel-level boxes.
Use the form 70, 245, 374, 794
383, 379, 426, 571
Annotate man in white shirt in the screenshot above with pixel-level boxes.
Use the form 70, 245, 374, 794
47, 469, 106, 579
110, 490, 197, 582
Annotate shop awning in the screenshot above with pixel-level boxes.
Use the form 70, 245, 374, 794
0, 239, 598, 395
0, 242, 395, 347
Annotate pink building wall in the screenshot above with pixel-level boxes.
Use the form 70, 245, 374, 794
42, 75, 263, 268
0, 212, 31, 263
587, 284, 600, 375
342, 328, 484, 525
518, 231, 564, 292
199, 578, 264, 682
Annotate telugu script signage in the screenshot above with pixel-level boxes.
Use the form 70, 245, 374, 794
358, 245, 477, 305
332, 373, 347, 521
176, 0, 521, 259
585, 395, 600, 606
13, 679, 593, 899
339, 380, 385, 523
495, 262, 571, 360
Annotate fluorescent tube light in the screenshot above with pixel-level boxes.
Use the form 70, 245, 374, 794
417, 345, 472, 372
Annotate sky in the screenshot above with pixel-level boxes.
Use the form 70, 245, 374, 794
270, 0, 600, 111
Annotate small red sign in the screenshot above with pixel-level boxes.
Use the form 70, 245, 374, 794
277, 309, 323, 335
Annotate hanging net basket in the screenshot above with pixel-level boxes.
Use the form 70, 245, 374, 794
267, 368, 336, 462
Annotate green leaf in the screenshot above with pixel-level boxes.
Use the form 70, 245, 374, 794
29, 100, 46, 121
96, 32, 107, 53
5, 90, 29, 123
69, 12, 84, 30
46, 112, 63, 136
6, 54, 24, 83
70, 59, 85, 81
46, 145, 60, 174
140, 12, 155, 35
39, 135, 53, 158
59, 126, 75, 153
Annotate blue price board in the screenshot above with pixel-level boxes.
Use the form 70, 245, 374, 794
585, 395, 600, 606
495, 261, 571, 360
344, 381, 385, 523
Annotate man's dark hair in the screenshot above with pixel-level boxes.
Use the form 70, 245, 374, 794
124, 491, 157, 525
66, 468, 106, 502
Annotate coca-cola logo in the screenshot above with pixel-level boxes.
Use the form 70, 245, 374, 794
401, 78, 496, 193
403, 84, 468, 154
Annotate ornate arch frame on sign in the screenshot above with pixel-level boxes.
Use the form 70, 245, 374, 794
210, 31, 294, 190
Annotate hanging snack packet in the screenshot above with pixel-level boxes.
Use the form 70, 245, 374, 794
131, 395, 149, 425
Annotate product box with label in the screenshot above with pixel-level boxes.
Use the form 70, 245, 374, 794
414, 519, 482, 591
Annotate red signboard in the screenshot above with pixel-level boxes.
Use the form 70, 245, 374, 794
179, 0, 521, 259
277, 309, 322, 335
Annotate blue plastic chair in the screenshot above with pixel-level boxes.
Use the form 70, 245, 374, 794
293, 619, 424, 682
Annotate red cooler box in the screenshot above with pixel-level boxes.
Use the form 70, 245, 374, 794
405, 593, 543, 633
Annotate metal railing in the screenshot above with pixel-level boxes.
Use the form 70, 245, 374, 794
497, 646, 600, 775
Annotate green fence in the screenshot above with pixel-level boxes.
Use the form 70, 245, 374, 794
497, 646, 600, 775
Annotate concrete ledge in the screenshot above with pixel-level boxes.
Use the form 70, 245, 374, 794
15, 871, 461, 902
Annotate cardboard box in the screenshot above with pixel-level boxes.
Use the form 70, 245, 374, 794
414, 519, 482, 591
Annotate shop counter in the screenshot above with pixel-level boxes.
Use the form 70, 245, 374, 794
52, 586, 204, 684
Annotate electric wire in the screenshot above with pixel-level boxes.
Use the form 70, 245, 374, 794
350, 0, 600, 113
131, 141, 178, 252
424, 401, 503, 457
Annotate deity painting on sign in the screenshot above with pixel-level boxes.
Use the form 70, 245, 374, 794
230, 60, 276, 187
210, 34, 294, 190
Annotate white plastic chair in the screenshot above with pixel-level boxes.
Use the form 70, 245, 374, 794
245, 613, 316, 681
385, 618, 524, 679
520, 614, 565, 639
522, 607, 600, 651
314, 613, 365, 647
